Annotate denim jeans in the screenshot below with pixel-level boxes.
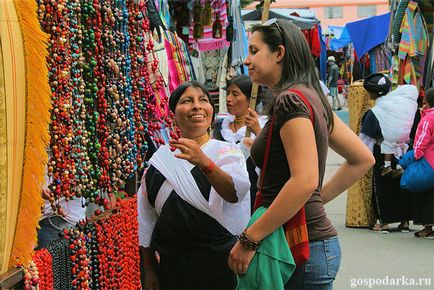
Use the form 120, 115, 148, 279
286, 236, 341, 290
36, 216, 74, 250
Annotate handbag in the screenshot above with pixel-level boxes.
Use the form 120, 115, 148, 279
253, 89, 314, 267
399, 150, 434, 193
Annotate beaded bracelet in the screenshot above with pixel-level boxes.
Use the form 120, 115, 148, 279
201, 159, 216, 175
238, 230, 261, 251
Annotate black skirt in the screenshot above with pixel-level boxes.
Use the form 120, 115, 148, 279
372, 145, 413, 224
151, 192, 237, 290
412, 187, 434, 225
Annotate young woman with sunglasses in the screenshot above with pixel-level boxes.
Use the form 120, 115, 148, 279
227, 19, 375, 289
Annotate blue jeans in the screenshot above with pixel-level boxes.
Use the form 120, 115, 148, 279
286, 236, 341, 290
36, 216, 74, 250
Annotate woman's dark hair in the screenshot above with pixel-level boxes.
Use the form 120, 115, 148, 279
169, 81, 216, 123
363, 73, 391, 98
227, 75, 253, 100
251, 20, 334, 131
227, 75, 273, 111
425, 88, 434, 108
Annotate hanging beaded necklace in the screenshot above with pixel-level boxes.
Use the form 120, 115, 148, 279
67, 0, 93, 200
40, 0, 77, 208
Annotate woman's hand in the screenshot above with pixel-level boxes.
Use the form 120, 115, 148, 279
245, 108, 261, 136
228, 241, 256, 275
242, 138, 254, 149
169, 138, 210, 168
42, 188, 51, 200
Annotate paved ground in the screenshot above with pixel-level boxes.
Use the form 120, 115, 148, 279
323, 110, 434, 290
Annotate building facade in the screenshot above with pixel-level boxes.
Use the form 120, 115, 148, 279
244, 0, 389, 32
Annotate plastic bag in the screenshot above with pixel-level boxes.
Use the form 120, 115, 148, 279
399, 150, 434, 193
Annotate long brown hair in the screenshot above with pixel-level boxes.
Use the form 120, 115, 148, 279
252, 20, 334, 132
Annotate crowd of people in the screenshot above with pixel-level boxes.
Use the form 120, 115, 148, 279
35, 17, 433, 290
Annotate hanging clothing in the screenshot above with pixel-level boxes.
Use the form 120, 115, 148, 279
230, 0, 249, 74
188, 0, 230, 52
423, 32, 434, 88
398, 1, 429, 86
368, 45, 392, 74
201, 48, 225, 91
163, 30, 196, 92
190, 50, 206, 84
392, 0, 410, 46
146, 0, 165, 31
154, 0, 171, 29
302, 25, 321, 58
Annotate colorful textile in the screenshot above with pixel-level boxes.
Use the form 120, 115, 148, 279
0, 0, 50, 272
369, 45, 392, 74
155, 0, 171, 29
188, 0, 230, 52
398, 1, 427, 60
398, 1, 429, 87
392, 0, 410, 46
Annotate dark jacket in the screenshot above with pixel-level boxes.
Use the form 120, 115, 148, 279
328, 62, 339, 87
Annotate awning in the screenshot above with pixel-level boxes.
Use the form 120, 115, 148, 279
242, 9, 319, 30
346, 12, 391, 57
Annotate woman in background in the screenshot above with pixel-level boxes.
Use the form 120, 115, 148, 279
213, 75, 270, 210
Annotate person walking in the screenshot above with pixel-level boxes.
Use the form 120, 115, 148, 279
327, 56, 342, 111
227, 19, 374, 289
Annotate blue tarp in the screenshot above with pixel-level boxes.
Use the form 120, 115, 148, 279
329, 26, 351, 51
346, 12, 391, 57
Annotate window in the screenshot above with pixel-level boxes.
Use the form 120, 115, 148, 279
358, 5, 377, 18
324, 6, 343, 19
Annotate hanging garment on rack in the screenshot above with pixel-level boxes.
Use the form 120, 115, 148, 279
302, 25, 321, 58
188, 0, 230, 52
147, 0, 165, 30
392, 0, 410, 46
155, 0, 171, 29
423, 32, 434, 88
369, 45, 392, 74
398, 1, 429, 87
164, 30, 196, 92
230, 0, 248, 74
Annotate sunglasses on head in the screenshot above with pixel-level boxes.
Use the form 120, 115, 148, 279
262, 18, 283, 35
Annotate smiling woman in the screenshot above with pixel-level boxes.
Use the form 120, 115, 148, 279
170, 85, 214, 139
137, 81, 251, 289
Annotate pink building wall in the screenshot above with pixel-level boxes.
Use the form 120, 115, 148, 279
244, 0, 389, 32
